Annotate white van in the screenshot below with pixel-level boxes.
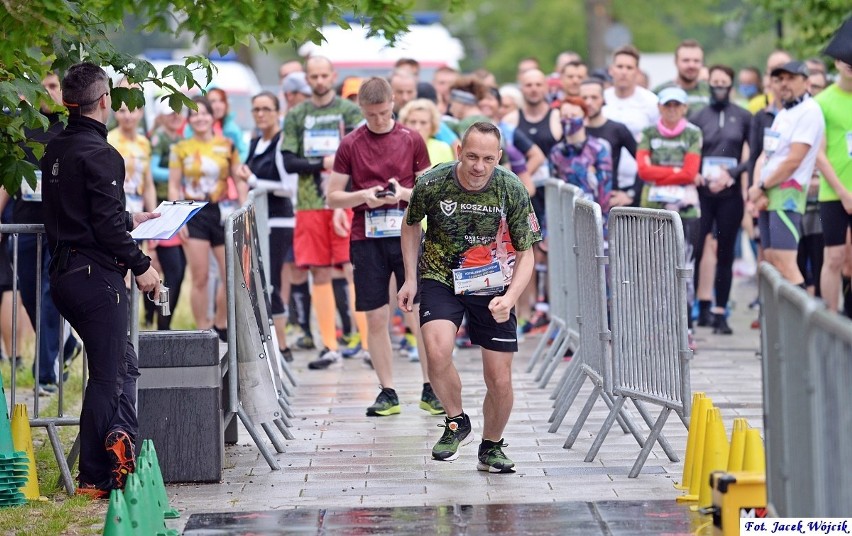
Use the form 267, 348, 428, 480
140, 56, 262, 140
299, 15, 464, 81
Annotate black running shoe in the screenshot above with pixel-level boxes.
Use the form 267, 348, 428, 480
308, 348, 341, 370
477, 439, 516, 473
366, 387, 401, 417
432, 414, 474, 461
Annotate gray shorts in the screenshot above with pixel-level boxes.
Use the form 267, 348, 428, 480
758, 210, 802, 251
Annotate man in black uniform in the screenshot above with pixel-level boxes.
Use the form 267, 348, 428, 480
41, 62, 161, 498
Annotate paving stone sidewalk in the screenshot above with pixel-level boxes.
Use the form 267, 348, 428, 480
165, 277, 763, 533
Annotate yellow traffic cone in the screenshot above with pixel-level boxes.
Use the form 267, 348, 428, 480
10, 404, 42, 501
674, 392, 705, 490
742, 428, 766, 473
727, 418, 748, 472
694, 407, 730, 511
677, 396, 712, 502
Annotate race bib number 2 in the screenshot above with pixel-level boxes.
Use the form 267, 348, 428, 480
452, 262, 503, 295
365, 209, 403, 238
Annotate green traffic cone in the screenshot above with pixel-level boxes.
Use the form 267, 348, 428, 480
137, 457, 179, 536
103, 489, 133, 536
0, 370, 15, 455
123, 473, 155, 536
145, 440, 180, 519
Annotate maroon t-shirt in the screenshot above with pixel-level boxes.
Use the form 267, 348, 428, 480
333, 121, 430, 241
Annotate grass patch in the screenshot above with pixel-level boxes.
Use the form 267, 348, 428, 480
0, 359, 106, 534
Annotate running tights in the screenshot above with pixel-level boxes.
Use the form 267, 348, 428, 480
695, 194, 744, 310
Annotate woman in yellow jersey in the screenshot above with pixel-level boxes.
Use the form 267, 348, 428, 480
169, 96, 245, 336
108, 103, 157, 213
399, 99, 455, 166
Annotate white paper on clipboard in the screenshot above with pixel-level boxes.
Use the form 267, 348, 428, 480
130, 201, 207, 240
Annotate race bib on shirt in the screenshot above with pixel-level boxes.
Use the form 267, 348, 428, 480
304, 130, 341, 157
763, 129, 781, 157
365, 208, 404, 238
452, 262, 504, 295
701, 156, 738, 183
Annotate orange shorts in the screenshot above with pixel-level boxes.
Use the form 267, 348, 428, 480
294, 209, 352, 268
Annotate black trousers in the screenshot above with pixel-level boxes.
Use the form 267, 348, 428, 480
695, 194, 744, 310
50, 255, 138, 488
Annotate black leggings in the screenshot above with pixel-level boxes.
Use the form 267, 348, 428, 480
797, 233, 824, 297
695, 194, 744, 310
154, 245, 186, 330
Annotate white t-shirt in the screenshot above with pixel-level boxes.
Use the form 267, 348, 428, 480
603, 86, 660, 139
761, 96, 824, 187
603, 86, 660, 189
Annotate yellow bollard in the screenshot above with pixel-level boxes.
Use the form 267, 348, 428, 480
674, 392, 705, 491
10, 404, 43, 501
694, 407, 730, 511
727, 418, 749, 472
677, 396, 713, 502
742, 428, 766, 473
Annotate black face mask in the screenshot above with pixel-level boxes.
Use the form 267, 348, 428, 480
710, 85, 732, 109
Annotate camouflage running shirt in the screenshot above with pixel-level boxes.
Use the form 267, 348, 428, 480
281, 97, 363, 210
407, 161, 541, 294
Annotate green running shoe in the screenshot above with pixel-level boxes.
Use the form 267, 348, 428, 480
419, 384, 446, 415
432, 414, 474, 461
477, 439, 516, 473
366, 387, 401, 417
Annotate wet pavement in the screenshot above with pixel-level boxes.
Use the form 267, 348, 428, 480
165, 277, 763, 535
183, 500, 708, 535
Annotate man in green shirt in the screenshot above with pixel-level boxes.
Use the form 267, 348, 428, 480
653, 39, 711, 117
398, 122, 541, 473
817, 17, 852, 313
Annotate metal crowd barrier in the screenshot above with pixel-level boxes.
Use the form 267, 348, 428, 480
223, 191, 297, 471
0, 224, 88, 494
548, 199, 649, 454
758, 263, 852, 517
583, 207, 692, 477
527, 181, 580, 387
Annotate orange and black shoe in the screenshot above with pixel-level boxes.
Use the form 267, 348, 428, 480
105, 430, 136, 490
75, 482, 109, 500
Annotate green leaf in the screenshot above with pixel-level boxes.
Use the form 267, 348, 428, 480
18, 102, 50, 132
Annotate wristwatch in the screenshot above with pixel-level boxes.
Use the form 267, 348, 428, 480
758, 183, 767, 192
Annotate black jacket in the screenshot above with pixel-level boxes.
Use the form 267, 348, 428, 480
41, 115, 150, 276
691, 103, 753, 198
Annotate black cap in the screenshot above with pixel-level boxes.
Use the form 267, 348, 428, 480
824, 17, 852, 65
416, 81, 437, 103
770, 61, 809, 78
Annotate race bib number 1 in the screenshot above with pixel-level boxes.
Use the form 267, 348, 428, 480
452, 262, 503, 295
365, 208, 404, 238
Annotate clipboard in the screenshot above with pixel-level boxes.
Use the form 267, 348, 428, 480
130, 200, 207, 240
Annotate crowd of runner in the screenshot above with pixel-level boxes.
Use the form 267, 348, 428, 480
4, 28, 851, 414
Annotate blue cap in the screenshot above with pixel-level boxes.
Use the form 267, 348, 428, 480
657, 86, 688, 105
